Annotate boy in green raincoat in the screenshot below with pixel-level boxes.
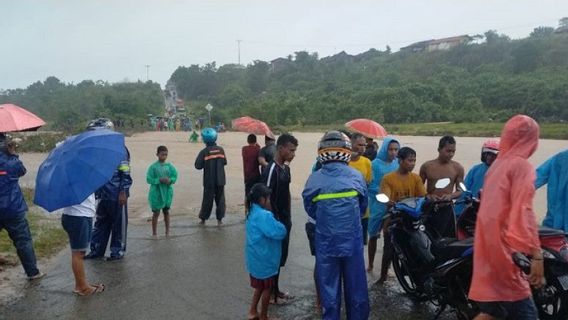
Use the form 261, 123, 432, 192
146, 146, 178, 238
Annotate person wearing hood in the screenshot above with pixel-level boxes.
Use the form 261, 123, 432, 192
469, 115, 543, 320
195, 128, 227, 226
302, 131, 369, 320
454, 139, 500, 216
0, 134, 45, 280
535, 149, 568, 233
367, 137, 400, 272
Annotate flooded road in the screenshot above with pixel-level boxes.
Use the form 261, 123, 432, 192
1, 205, 454, 320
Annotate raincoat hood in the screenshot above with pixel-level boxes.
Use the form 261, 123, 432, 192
498, 115, 539, 160
376, 137, 399, 162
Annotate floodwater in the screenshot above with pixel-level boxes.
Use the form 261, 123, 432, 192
1, 131, 565, 319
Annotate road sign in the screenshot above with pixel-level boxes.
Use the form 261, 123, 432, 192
205, 103, 213, 112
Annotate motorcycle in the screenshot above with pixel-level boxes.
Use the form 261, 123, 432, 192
456, 183, 568, 320
377, 178, 478, 320
512, 251, 568, 320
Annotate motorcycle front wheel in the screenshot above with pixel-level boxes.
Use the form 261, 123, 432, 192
535, 278, 568, 320
392, 253, 428, 301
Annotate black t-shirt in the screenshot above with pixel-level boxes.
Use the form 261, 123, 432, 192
261, 161, 291, 226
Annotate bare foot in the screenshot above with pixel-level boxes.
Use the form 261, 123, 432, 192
366, 265, 373, 272
247, 311, 259, 320
151, 235, 158, 240
198, 219, 205, 226
375, 277, 387, 286
217, 220, 223, 226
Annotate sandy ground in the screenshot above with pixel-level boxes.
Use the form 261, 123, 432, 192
17, 130, 567, 222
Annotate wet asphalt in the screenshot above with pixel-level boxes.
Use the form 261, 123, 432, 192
0, 205, 454, 320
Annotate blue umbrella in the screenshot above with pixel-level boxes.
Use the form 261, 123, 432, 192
34, 129, 126, 212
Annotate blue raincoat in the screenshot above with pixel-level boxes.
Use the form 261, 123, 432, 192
0, 152, 28, 219
368, 137, 399, 237
245, 204, 287, 279
302, 161, 369, 320
455, 163, 489, 216
536, 150, 568, 232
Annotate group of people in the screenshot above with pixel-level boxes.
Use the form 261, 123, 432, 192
1, 113, 567, 319
241, 115, 568, 320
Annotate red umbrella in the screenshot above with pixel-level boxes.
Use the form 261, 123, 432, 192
0, 104, 46, 132
345, 118, 388, 139
232, 116, 274, 138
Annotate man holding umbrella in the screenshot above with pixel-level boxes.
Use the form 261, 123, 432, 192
85, 125, 133, 261
0, 133, 45, 280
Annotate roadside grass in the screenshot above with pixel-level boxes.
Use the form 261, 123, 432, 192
278, 122, 567, 139
0, 188, 67, 268
8, 132, 68, 153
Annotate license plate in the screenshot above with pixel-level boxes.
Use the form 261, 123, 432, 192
558, 275, 568, 291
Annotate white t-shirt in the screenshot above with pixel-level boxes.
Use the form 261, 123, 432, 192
63, 194, 96, 218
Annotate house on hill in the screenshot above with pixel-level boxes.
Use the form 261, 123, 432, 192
321, 51, 355, 64
401, 35, 472, 53
270, 57, 291, 72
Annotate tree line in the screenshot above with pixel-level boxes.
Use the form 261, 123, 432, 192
0, 78, 163, 132
171, 28, 568, 126
1, 25, 567, 132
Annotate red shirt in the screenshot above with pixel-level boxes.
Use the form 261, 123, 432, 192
242, 144, 261, 182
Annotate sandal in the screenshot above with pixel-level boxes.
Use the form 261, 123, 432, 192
74, 284, 105, 296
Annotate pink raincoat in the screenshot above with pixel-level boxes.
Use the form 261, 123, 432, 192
469, 115, 541, 302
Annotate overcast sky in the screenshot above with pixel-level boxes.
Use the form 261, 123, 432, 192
1, 0, 567, 90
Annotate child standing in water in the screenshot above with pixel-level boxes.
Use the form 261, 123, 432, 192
146, 146, 178, 238
245, 183, 287, 320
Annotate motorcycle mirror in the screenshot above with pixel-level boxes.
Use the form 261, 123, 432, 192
435, 178, 451, 189
376, 193, 390, 203
459, 182, 467, 192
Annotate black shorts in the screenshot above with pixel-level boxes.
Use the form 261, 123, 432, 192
478, 297, 538, 320
305, 222, 316, 256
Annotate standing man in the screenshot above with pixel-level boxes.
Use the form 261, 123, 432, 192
536, 149, 568, 232
362, 137, 378, 161
0, 134, 45, 280
195, 128, 227, 226
258, 135, 276, 170
86, 139, 132, 261
348, 133, 372, 245
242, 134, 261, 215
419, 135, 464, 238
469, 115, 543, 320
261, 133, 298, 304
303, 131, 369, 320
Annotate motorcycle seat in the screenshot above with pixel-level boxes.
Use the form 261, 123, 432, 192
539, 226, 566, 237
433, 238, 474, 261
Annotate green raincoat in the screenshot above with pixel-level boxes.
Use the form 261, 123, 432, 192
146, 161, 178, 211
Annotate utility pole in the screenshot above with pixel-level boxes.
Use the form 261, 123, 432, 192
145, 65, 150, 81
236, 40, 242, 65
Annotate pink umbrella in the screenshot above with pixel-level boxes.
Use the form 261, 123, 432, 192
0, 104, 46, 132
345, 118, 388, 139
232, 116, 275, 138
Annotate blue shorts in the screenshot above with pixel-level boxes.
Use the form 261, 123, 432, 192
368, 194, 387, 238
61, 215, 93, 252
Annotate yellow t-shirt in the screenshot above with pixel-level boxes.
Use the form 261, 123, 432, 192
380, 171, 426, 203
349, 156, 372, 218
